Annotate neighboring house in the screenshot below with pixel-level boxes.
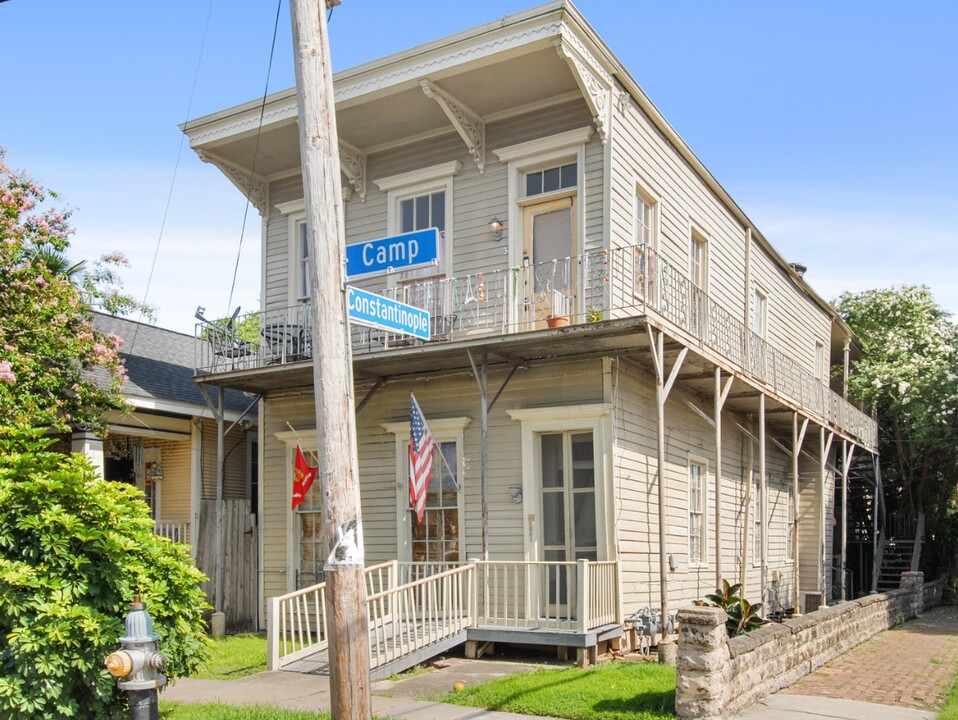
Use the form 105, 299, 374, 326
183, 1, 880, 671
75, 313, 259, 630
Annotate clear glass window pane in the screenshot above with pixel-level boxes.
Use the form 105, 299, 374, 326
431, 191, 445, 231
415, 195, 430, 230
540, 434, 563, 488
526, 171, 542, 197
543, 166, 561, 193
573, 493, 596, 548
401, 198, 415, 233
560, 163, 577, 188
542, 491, 565, 546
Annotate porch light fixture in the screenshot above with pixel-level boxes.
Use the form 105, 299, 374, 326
509, 486, 523, 504
489, 217, 505, 242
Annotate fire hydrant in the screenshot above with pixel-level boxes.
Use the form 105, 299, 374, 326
104, 595, 167, 720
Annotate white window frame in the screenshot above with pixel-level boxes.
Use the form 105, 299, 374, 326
382, 416, 470, 564
786, 480, 795, 563
374, 161, 460, 287
493, 127, 593, 278
815, 341, 826, 383
688, 456, 708, 568
506, 403, 612, 563
689, 225, 709, 292
753, 285, 768, 340
273, 430, 324, 592
752, 472, 764, 567
276, 199, 309, 306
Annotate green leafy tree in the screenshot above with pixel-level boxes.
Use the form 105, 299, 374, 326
0, 430, 208, 719
0, 149, 127, 432
835, 286, 958, 575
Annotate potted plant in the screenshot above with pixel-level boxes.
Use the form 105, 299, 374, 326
546, 314, 569, 328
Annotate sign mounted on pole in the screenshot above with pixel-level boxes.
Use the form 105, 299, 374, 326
346, 286, 431, 341
345, 227, 439, 280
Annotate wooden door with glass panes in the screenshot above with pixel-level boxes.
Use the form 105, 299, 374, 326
538, 431, 596, 618
522, 198, 575, 330
295, 450, 323, 589
410, 441, 459, 578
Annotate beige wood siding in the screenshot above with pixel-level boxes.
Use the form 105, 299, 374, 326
258, 359, 605, 608
610, 358, 808, 616
200, 419, 249, 500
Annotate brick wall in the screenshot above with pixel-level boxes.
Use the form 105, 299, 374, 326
676, 572, 941, 719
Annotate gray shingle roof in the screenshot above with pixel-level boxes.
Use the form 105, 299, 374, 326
91, 313, 254, 415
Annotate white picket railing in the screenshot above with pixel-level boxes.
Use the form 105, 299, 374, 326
154, 520, 191, 545
267, 559, 620, 671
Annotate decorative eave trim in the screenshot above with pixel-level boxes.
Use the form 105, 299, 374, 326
196, 149, 269, 216
420, 79, 486, 174
507, 403, 611, 423
275, 199, 305, 216
382, 417, 472, 436
493, 126, 594, 165
339, 140, 367, 202
554, 32, 612, 145
373, 160, 462, 193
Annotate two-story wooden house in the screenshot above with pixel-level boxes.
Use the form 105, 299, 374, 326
184, 0, 878, 674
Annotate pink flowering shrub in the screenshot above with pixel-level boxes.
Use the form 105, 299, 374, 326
0, 149, 127, 431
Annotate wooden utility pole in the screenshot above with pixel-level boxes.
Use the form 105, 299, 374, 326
289, 1, 371, 718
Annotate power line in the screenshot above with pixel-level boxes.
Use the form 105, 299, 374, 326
226, 0, 284, 317
128, 0, 215, 355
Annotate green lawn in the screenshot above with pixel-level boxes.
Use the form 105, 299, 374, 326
939, 672, 958, 720
196, 634, 268, 680
160, 703, 330, 719
442, 661, 677, 720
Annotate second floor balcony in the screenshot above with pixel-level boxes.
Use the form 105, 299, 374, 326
196, 244, 877, 450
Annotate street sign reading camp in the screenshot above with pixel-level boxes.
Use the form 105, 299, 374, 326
346, 286, 431, 341
345, 227, 439, 280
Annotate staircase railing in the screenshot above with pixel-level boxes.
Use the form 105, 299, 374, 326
267, 559, 620, 671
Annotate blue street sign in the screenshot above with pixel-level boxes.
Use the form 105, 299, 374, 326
346, 286, 431, 341
345, 228, 439, 279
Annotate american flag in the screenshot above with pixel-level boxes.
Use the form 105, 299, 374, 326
409, 393, 435, 524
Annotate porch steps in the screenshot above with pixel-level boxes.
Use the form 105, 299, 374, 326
876, 539, 916, 591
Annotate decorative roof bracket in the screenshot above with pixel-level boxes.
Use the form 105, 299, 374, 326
554, 33, 612, 145
420, 79, 486, 174
339, 140, 367, 202
196, 150, 269, 216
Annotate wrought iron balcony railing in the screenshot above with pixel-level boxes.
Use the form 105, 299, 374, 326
196, 244, 877, 448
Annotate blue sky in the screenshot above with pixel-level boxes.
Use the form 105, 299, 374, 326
3, 0, 956, 334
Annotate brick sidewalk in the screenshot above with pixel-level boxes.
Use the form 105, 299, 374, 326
784, 604, 958, 711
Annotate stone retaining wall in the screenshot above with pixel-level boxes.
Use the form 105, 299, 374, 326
676, 572, 939, 719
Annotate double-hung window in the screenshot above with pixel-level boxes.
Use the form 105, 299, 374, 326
688, 459, 707, 566
398, 189, 446, 283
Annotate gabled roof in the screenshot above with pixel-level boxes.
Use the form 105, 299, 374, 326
91, 313, 254, 416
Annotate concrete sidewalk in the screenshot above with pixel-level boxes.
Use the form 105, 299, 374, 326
164, 606, 958, 720
162, 657, 563, 719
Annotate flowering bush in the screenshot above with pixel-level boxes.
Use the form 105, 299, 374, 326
0, 149, 127, 432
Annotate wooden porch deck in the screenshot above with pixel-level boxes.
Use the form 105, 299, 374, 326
268, 560, 621, 678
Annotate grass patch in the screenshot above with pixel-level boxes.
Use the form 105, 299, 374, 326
939, 671, 958, 720
196, 634, 268, 680
160, 702, 330, 719
442, 660, 677, 720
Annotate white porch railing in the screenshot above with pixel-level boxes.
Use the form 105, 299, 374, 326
197, 244, 876, 450
267, 559, 620, 672
154, 520, 190, 545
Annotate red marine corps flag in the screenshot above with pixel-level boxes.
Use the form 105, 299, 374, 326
409, 394, 435, 523
291, 444, 318, 509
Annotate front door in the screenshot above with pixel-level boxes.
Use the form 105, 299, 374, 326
522, 198, 575, 329
538, 431, 596, 618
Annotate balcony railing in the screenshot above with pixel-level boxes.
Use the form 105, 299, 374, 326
196, 244, 876, 448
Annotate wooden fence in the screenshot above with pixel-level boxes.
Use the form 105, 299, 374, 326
196, 499, 257, 632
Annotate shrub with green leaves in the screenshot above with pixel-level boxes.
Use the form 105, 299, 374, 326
0, 430, 209, 719
693, 579, 767, 636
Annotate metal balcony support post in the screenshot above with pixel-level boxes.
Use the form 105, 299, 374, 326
819, 427, 834, 603
648, 327, 687, 637
792, 413, 809, 611
714, 368, 733, 588
840, 441, 856, 602
759, 393, 767, 608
